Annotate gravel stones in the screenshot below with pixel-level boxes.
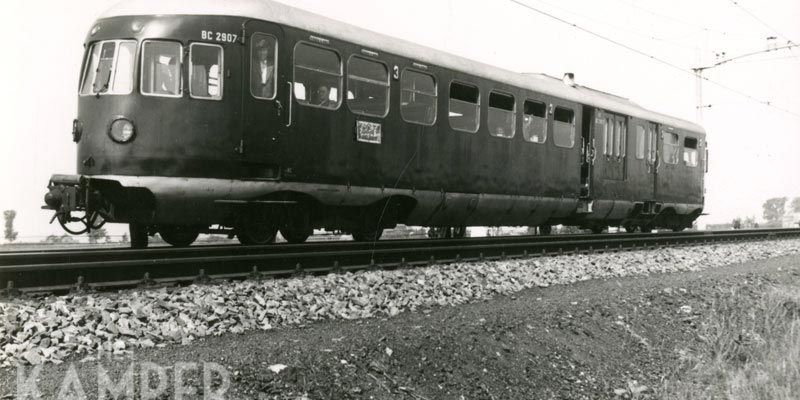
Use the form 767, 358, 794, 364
2, 239, 800, 367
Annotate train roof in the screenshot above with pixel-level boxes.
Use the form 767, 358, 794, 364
101, 0, 705, 134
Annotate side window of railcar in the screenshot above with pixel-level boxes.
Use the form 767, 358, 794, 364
189, 43, 223, 100
683, 137, 699, 167
662, 132, 681, 165
294, 42, 342, 110
400, 69, 437, 126
141, 41, 183, 97
522, 100, 547, 143
449, 82, 480, 133
553, 107, 575, 148
347, 56, 390, 117
635, 125, 646, 160
487, 91, 516, 139
250, 34, 278, 100
80, 40, 136, 96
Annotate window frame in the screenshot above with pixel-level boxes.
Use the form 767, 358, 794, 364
346, 54, 391, 118
188, 42, 224, 101
487, 90, 517, 139
400, 68, 438, 126
79, 39, 138, 97
249, 33, 279, 101
552, 106, 576, 149
293, 41, 344, 111
448, 80, 481, 134
522, 99, 548, 144
139, 39, 184, 99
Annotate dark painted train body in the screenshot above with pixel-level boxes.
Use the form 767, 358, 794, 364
43, 0, 706, 248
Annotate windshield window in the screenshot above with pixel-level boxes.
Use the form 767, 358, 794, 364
80, 40, 137, 95
141, 41, 183, 97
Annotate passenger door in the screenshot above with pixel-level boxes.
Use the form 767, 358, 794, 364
240, 22, 288, 171
596, 111, 627, 182
644, 122, 658, 199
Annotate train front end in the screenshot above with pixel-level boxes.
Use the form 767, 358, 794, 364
43, 13, 253, 247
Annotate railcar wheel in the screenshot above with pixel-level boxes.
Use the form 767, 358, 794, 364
640, 225, 653, 233
159, 226, 200, 248
236, 208, 278, 245
280, 211, 312, 244
672, 227, 686, 232
352, 228, 383, 242
237, 225, 278, 245
452, 226, 467, 239
591, 226, 605, 235
624, 225, 636, 233
130, 223, 149, 249
539, 225, 552, 236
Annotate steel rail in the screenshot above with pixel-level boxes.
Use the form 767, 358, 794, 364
1, 228, 798, 296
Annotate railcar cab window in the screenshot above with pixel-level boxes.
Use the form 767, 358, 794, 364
189, 43, 223, 100
80, 40, 137, 96
683, 137, 699, 167
662, 131, 681, 164
294, 42, 342, 109
488, 91, 516, 139
401, 69, 437, 126
449, 82, 480, 133
522, 100, 547, 143
553, 107, 575, 148
347, 56, 389, 117
141, 41, 182, 97
250, 34, 278, 100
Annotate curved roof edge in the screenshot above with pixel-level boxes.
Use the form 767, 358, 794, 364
101, 0, 705, 134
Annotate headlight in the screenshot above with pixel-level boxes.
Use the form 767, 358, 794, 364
109, 118, 135, 143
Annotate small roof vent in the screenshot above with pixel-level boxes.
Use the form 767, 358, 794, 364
562, 72, 576, 87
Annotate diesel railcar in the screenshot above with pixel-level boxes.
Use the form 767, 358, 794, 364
43, 0, 707, 248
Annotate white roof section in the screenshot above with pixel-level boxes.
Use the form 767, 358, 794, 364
102, 0, 704, 134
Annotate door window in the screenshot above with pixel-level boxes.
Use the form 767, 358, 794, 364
662, 132, 681, 164
635, 125, 646, 160
250, 34, 278, 100
646, 126, 658, 165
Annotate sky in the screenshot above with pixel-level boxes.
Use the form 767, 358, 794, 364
1, 0, 799, 242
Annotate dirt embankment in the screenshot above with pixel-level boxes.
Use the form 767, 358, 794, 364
3, 255, 800, 399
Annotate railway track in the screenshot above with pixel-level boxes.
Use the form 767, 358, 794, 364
2, 228, 799, 296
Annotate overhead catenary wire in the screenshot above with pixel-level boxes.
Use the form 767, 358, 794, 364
507, 0, 800, 119
727, 0, 797, 45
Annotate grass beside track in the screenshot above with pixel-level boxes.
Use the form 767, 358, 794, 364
665, 286, 800, 399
